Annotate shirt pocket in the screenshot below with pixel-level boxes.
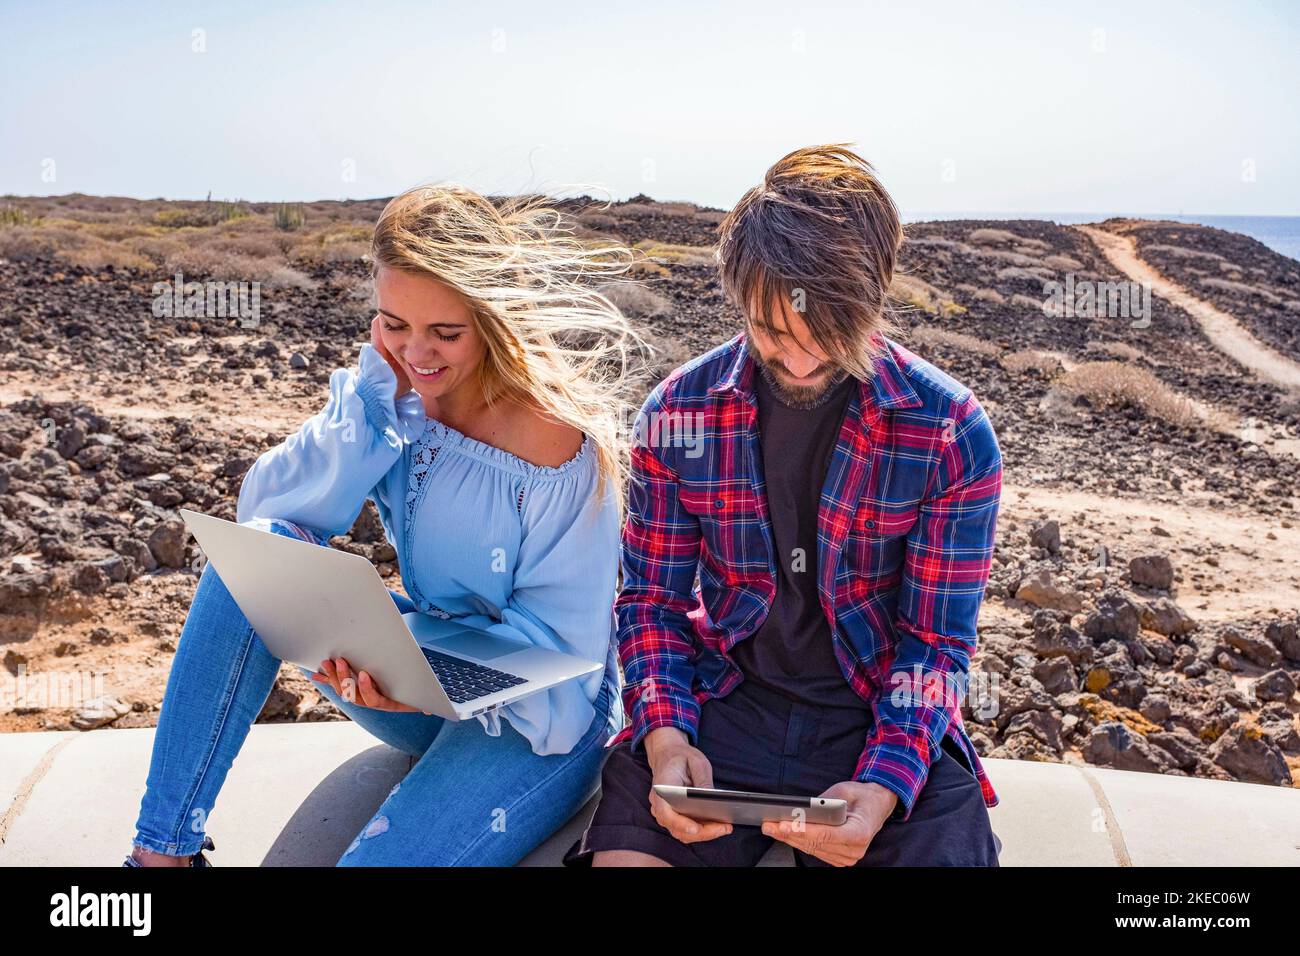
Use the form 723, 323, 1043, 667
676, 481, 762, 523
849, 499, 918, 540
677, 480, 765, 586
841, 498, 915, 588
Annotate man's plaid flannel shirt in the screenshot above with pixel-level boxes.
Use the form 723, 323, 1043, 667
609, 331, 1003, 822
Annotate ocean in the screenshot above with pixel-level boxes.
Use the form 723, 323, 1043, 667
902, 212, 1300, 263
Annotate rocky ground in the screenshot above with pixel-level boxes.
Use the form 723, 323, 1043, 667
0, 194, 1297, 792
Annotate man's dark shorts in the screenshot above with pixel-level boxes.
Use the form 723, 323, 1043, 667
563, 679, 1001, 867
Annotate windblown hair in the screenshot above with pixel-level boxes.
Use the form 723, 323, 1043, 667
716, 144, 903, 380
370, 184, 647, 507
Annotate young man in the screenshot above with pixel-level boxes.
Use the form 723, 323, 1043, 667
564, 144, 1003, 867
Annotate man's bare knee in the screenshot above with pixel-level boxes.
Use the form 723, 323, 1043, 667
592, 849, 671, 867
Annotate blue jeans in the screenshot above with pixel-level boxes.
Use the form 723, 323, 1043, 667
131, 517, 618, 866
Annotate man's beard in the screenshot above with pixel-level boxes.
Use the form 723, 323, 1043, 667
747, 338, 850, 410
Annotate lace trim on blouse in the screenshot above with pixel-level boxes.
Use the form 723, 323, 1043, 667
401, 416, 592, 618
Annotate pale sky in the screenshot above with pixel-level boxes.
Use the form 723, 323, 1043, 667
2, 0, 1296, 215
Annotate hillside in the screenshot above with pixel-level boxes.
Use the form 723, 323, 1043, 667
0, 193, 1297, 793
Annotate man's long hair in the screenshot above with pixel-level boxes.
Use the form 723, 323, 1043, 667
716, 144, 903, 379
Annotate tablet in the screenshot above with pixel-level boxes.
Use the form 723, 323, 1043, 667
653, 784, 848, 827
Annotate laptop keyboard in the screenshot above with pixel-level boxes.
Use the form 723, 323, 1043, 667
421, 648, 528, 703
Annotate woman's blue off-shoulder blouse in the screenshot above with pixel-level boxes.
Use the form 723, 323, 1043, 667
235, 342, 623, 755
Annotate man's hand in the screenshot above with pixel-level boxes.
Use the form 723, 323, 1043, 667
644, 727, 734, 844
312, 656, 431, 714
762, 781, 898, 866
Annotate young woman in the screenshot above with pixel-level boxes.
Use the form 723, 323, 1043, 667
124, 185, 642, 866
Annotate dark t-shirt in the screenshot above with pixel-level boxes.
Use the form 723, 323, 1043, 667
731, 369, 869, 711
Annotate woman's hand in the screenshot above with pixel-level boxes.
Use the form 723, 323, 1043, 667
311, 656, 431, 714
370, 315, 412, 395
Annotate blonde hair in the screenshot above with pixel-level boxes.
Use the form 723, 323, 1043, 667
370, 184, 647, 508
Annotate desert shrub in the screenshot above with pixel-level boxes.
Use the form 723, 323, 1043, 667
57, 241, 153, 272
577, 212, 618, 232
968, 227, 1022, 245
595, 280, 673, 319
1199, 276, 1282, 304
996, 265, 1053, 282
261, 264, 316, 291
906, 236, 964, 251
1052, 361, 1197, 428
1000, 349, 1061, 377
0, 224, 89, 261
0, 204, 42, 227
1010, 293, 1044, 310
1145, 243, 1225, 262
274, 203, 306, 231
967, 247, 1042, 267
154, 207, 219, 228
1085, 340, 1144, 362
908, 324, 1001, 358
197, 234, 283, 260
1043, 254, 1083, 270
890, 274, 966, 316
973, 287, 1006, 305
633, 240, 715, 269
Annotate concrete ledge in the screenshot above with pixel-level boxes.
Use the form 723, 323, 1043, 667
0, 722, 1296, 866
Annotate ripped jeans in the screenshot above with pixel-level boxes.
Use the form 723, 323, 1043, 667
130, 517, 618, 866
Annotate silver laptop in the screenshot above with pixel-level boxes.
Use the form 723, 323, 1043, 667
179, 509, 603, 720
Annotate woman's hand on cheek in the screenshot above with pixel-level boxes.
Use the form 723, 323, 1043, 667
371, 315, 412, 395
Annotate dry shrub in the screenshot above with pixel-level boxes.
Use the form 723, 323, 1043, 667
1086, 340, 1144, 362
289, 236, 367, 267
973, 287, 1006, 305
633, 240, 715, 269
203, 234, 284, 260
906, 236, 964, 251
618, 202, 696, 220
577, 212, 618, 232
0, 225, 84, 261
261, 264, 316, 291
1199, 276, 1282, 304
57, 242, 153, 273
908, 324, 1001, 358
997, 265, 1054, 282
1043, 254, 1083, 270
1000, 349, 1061, 377
1053, 361, 1197, 428
1014, 239, 1051, 256
595, 279, 673, 319
968, 227, 1022, 245
890, 274, 967, 317
638, 328, 695, 384
967, 247, 1042, 267
1146, 243, 1226, 262
1010, 293, 1043, 310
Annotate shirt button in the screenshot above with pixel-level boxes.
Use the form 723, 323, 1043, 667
714, 498, 725, 509
866, 519, 876, 528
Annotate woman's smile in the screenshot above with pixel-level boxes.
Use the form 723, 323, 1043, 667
407, 361, 448, 381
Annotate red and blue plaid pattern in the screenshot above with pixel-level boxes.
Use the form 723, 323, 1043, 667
611, 331, 1003, 821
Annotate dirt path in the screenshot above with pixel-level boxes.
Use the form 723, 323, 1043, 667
1000, 482, 1300, 623
1077, 225, 1300, 391
0, 374, 316, 436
